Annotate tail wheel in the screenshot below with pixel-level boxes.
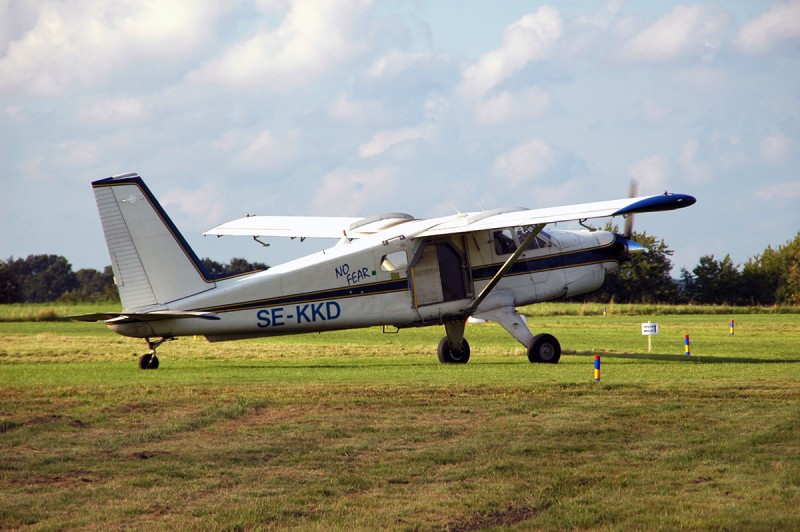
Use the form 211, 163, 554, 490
528, 333, 561, 364
437, 337, 470, 364
138, 353, 159, 370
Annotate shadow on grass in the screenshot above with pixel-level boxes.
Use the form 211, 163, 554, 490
565, 351, 800, 364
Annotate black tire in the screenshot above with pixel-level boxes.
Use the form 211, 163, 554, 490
138, 353, 159, 370
528, 334, 561, 364
437, 337, 470, 364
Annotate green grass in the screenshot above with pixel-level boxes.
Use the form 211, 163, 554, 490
1, 307, 799, 529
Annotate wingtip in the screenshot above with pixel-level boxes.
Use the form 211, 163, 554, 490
613, 193, 696, 216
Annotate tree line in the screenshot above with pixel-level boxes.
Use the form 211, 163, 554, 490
1, 231, 797, 305
0, 256, 268, 304
586, 227, 799, 305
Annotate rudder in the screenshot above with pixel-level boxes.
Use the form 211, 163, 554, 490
92, 173, 215, 309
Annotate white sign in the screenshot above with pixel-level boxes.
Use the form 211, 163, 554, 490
641, 322, 659, 335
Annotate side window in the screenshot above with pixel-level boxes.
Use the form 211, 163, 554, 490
516, 227, 550, 250
381, 250, 408, 272
494, 229, 517, 255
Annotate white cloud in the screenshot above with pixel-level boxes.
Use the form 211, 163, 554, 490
755, 181, 800, 202
162, 184, 225, 228
640, 97, 669, 123
187, 0, 372, 91
367, 51, 443, 79
670, 66, 725, 90
628, 155, 669, 193
736, 0, 800, 54
215, 128, 302, 170
329, 93, 386, 124
59, 140, 99, 168
492, 139, 554, 187
760, 132, 791, 164
679, 141, 713, 184
474, 88, 550, 125
358, 126, 432, 158
458, 6, 562, 100
78, 97, 149, 125
0, 1, 221, 96
312, 166, 398, 214
620, 5, 728, 63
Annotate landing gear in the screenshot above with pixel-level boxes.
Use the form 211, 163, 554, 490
437, 320, 470, 363
138, 337, 173, 370
138, 353, 159, 370
528, 333, 561, 364
437, 336, 471, 364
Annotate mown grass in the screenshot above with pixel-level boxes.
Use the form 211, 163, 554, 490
1, 301, 798, 323
1, 308, 799, 529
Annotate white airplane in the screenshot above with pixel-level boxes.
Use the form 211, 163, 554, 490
74, 173, 695, 369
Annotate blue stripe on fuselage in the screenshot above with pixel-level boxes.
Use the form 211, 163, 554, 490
189, 241, 620, 315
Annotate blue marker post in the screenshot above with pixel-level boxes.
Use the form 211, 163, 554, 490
594, 355, 601, 382
603, 307, 607, 317
684, 334, 691, 357
730, 319, 735, 336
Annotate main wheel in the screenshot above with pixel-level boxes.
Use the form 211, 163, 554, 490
527, 334, 561, 364
437, 337, 470, 364
138, 353, 160, 370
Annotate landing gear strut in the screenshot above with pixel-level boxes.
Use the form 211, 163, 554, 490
138, 337, 173, 370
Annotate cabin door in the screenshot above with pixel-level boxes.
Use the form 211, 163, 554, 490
411, 241, 469, 307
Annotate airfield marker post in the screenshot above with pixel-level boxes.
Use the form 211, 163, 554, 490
730, 319, 735, 336
594, 355, 601, 382
641, 321, 658, 353
684, 334, 691, 357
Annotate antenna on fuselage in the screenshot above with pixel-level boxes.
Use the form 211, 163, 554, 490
466, 188, 485, 212
438, 192, 461, 214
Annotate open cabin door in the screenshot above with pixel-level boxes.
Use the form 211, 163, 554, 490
410, 240, 471, 307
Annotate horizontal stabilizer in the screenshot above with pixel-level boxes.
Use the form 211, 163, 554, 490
69, 311, 220, 323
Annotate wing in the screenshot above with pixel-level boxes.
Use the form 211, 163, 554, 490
204, 213, 416, 239
414, 193, 696, 237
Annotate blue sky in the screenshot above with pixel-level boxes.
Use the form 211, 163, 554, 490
1, 0, 798, 274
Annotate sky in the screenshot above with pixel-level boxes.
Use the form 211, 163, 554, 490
1, 0, 799, 275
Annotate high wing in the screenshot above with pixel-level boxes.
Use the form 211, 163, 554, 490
204, 213, 415, 239
414, 193, 696, 237
205, 193, 695, 240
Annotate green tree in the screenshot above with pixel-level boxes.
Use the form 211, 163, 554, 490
586, 224, 678, 303
686, 254, 742, 304
59, 266, 119, 303
740, 231, 800, 305
0, 260, 22, 303
8, 255, 79, 302
201, 257, 268, 277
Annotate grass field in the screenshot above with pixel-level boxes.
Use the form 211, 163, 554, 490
1, 304, 799, 529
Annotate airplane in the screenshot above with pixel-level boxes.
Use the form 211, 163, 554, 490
73, 172, 695, 369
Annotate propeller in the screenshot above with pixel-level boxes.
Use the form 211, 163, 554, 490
619, 180, 655, 300
624, 180, 638, 239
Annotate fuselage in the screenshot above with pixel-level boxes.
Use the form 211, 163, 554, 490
108, 224, 627, 340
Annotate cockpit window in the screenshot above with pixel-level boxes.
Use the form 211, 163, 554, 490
516, 227, 551, 250
493, 229, 517, 255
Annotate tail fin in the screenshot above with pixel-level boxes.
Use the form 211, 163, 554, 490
92, 173, 215, 309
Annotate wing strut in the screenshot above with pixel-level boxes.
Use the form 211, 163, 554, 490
467, 223, 546, 315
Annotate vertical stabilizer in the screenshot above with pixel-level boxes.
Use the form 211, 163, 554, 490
92, 173, 215, 309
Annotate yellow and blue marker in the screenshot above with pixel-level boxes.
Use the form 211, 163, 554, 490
730, 319, 735, 336
684, 334, 691, 356
594, 355, 601, 382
